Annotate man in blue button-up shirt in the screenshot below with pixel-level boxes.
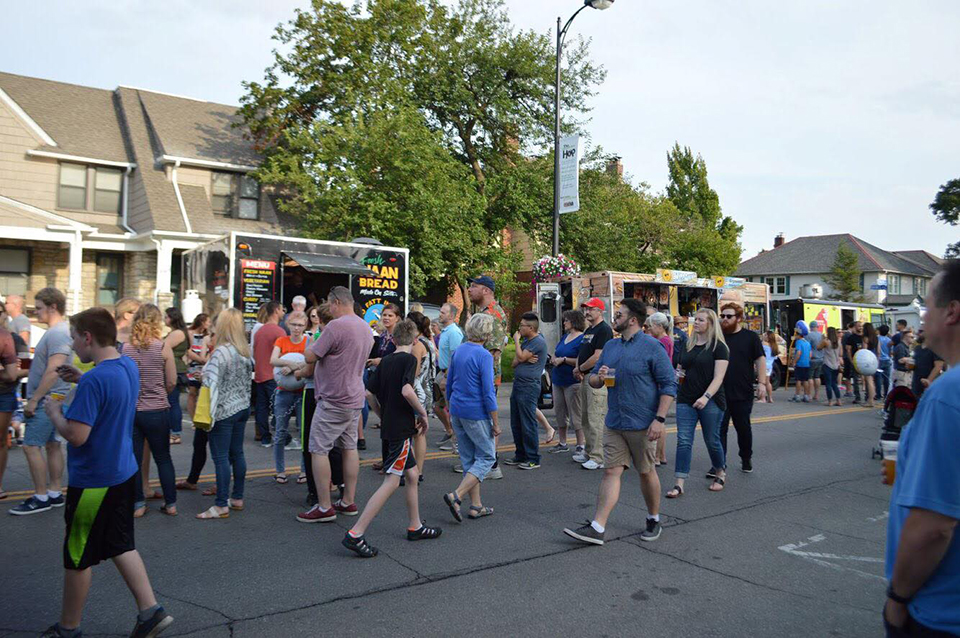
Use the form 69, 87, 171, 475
563, 299, 677, 546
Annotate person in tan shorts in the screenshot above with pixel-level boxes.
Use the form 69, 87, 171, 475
563, 299, 677, 546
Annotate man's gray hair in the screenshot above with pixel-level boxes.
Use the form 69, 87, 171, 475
327, 286, 354, 306
292, 295, 307, 308
465, 313, 494, 343
441, 302, 459, 317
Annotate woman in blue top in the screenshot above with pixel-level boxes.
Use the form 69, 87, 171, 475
442, 313, 501, 522
548, 310, 585, 455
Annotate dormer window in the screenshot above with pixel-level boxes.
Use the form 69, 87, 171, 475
212, 172, 259, 219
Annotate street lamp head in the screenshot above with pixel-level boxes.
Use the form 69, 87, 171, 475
586, 0, 614, 9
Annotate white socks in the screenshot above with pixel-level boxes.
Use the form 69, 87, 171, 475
591, 520, 605, 533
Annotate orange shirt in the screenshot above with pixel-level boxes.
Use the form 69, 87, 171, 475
275, 335, 307, 356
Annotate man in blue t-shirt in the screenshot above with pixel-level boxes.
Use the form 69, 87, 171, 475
884, 260, 960, 636
791, 324, 813, 403
507, 312, 548, 469
42, 308, 173, 638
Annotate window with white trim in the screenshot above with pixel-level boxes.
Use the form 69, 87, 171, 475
58, 163, 87, 209
212, 172, 259, 219
93, 168, 122, 213
888, 274, 901, 294
765, 276, 786, 295
0, 247, 29, 297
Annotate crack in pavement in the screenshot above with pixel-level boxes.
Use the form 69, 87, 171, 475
155, 589, 235, 622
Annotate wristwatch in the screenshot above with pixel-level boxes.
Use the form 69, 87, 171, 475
704, 392, 713, 399
654, 415, 666, 423
886, 584, 911, 605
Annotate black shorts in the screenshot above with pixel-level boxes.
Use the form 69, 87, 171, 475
63, 474, 136, 570
794, 367, 810, 382
382, 438, 417, 477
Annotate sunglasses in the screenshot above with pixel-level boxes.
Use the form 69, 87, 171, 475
720, 313, 738, 319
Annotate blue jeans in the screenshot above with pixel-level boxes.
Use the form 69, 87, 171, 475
675, 401, 726, 479
823, 366, 841, 401
133, 409, 176, 508
509, 381, 541, 464
875, 360, 892, 400
451, 416, 497, 481
272, 388, 301, 474
208, 408, 249, 507
254, 380, 276, 443
167, 378, 183, 435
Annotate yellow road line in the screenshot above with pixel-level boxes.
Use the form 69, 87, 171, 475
0, 406, 870, 502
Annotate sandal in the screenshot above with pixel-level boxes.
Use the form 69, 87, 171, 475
176, 480, 197, 491
709, 477, 725, 492
133, 507, 148, 518
468, 505, 494, 519
202, 486, 216, 496
228, 499, 244, 511
297, 474, 307, 485
666, 485, 684, 499
160, 505, 178, 516
146, 490, 164, 500
196, 506, 229, 520
543, 428, 558, 445
170, 435, 182, 445
372, 461, 384, 472
0, 489, 7, 500
275, 475, 288, 484
443, 492, 462, 522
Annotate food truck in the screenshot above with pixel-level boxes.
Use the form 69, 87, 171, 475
770, 298, 886, 335
536, 269, 770, 354
182, 232, 409, 329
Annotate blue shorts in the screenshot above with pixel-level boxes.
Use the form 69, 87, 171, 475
23, 404, 61, 447
0, 392, 16, 413
794, 367, 811, 382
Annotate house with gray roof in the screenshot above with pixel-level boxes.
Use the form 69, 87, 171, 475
0, 71, 297, 312
734, 234, 941, 305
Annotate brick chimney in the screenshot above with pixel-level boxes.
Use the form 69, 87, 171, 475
606, 155, 623, 181
774, 233, 785, 248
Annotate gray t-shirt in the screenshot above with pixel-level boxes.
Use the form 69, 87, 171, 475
806, 331, 824, 362
8, 314, 30, 338
514, 334, 547, 385
26, 321, 73, 400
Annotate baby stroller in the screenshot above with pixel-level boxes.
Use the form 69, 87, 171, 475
872, 386, 918, 459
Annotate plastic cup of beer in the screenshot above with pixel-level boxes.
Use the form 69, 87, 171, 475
881, 439, 898, 485
604, 368, 616, 388
905, 357, 915, 371
677, 367, 686, 384
49, 391, 67, 402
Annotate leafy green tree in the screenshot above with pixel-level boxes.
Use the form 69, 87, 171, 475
824, 243, 863, 302
930, 178, 960, 258
238, 0, 605, 298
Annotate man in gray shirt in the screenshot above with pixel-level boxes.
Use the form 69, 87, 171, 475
10, 288, 73, 516
506, 312, 547, 470
5, 294, 31, 345
806, 320, 825, 402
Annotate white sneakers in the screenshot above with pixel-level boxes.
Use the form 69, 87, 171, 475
581, 459, 604, 470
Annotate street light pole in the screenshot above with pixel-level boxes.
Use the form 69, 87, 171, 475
552, 0, 614, 257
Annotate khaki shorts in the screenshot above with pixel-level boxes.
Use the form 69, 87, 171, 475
603, 427, 657, 474
308, 400, 362, 455
433, 370, 448, 409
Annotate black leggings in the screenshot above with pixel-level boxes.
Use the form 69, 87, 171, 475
301, 389, 343, 498
186, 428, 209, 485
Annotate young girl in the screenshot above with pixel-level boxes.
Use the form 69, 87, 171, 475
762, 331, 778, 403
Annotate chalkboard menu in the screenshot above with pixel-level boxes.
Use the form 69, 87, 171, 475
239, 259, 276, 328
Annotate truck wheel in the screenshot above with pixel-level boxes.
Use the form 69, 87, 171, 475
770, 363, 783, 390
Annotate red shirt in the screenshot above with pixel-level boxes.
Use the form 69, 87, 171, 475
253, 323, 286, 383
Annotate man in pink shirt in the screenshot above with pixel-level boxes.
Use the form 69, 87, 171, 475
252, 302, 286, 447
297, 287, 373, 523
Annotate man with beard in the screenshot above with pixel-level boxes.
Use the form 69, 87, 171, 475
717, 301, 767, 473
562, 299, 676, 546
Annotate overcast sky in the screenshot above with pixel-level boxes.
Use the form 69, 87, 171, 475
4, 0, 957, 260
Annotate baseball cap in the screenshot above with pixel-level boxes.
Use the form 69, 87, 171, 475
795, 320, 809, 337
580, 297, 605, 311
468, 275, 496, 293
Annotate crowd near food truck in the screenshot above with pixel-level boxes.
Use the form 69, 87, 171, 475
182, 232, 409, 329
536, 269, 770, 354
770, 298, 886, 335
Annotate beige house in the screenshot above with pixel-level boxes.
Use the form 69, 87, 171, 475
0, 71, 297, 313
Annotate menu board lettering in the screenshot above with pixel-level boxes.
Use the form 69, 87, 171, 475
239, 259, 276, 328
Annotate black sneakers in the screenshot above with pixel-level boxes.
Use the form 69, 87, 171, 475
741, 459, 753, 473
342, 533, 379, 558
130, 606, 173, 638
563, 522, 605, 546
407, 523, 442, 541
640, 518, 662, 542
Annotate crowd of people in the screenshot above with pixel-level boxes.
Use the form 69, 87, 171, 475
1, 259, 958, 638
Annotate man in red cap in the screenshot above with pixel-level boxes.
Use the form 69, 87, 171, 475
573, 298, 614, 469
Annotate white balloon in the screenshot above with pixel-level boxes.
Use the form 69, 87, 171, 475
854, 349, 878, 376
274, 352, 306, 391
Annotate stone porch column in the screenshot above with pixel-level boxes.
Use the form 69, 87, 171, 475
154, 239, 175, 308
67, 230, 83, 314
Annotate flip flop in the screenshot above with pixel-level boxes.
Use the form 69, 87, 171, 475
443, 492, 462, 522
543, 429, 558, 445
176, 481, 197, 491
297, 475, 307, 485
274, 475, 288, 484
146, 490, 164, 500
0, 490, 7, 500
160, 505, 178, 516
666, 485, 684, 499
228, 500, 244, 511
468, 505, 494, 519
202, 486, 216, 496
196, 506, 229, 520
133, 507, 148, 518
709, 477, 725, 492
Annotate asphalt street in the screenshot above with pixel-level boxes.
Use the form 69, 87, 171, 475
0, 385, 892, 637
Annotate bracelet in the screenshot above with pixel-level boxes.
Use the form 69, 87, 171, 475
886, 584, 911, 605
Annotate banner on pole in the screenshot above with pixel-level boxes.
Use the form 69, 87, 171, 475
559, 134, 580, 213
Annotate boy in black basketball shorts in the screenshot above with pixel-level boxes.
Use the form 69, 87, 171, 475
343, 319, 441, 557
42, 308, 172, 638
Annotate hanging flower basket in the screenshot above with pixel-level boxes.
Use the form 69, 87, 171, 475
533, 254, 581, 282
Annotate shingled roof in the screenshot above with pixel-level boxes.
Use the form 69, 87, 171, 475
892, 250, 944, 275
735, 234, 935, 278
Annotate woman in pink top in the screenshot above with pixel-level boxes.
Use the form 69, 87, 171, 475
122, 304, 178, 517
647, 312, 674, 466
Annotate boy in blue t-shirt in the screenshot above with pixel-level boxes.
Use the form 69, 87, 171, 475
42, 308, 173, 638
791, 326, 813, 403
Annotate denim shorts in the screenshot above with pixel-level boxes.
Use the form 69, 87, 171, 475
0, 391, 16, 413
24, 404, 61, 446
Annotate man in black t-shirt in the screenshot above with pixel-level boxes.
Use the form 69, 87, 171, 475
573, 298, 614, 469
344, 320, 441, 558
719, 302, 767, 473
911, 333, 944, 399
843, 322, 864, 403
